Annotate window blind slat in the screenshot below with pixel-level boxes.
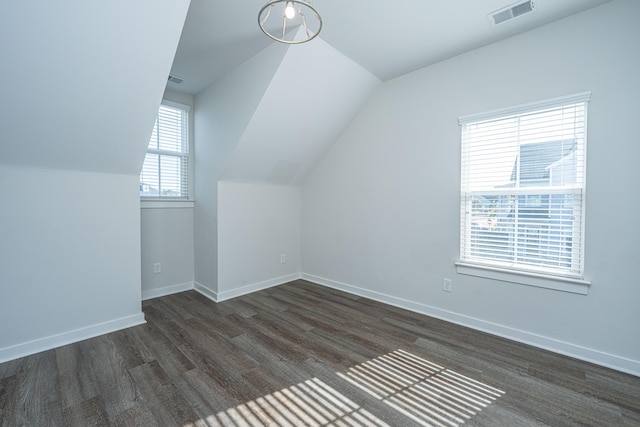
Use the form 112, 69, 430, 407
460, 94, 588, 278
140, 103, 189, 199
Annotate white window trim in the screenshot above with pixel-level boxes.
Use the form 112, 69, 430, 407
455, 262, 590, 295
458, 92, 591, 125
140, 200, 194, 209
140, 99, 194, 201
458, 92, 591, 294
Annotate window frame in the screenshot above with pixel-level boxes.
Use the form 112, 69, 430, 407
140, 100, 192, 201
456, 93, 591, 294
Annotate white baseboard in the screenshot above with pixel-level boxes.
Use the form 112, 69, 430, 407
0, 274, 299, 364
217, 273, 302, 302
142, 282, 195, 301
301, 273, 640, 378
9, 273, 636, 377
195, 273, 302, 303
194, 282, 218, 302
0, 312, 146, 364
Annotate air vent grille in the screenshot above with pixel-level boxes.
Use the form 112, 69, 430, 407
512, 1, 534, 17
489, 0, 536, 25
168, 74, 183, 84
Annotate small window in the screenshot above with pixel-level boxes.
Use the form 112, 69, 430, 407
459, 93, 590, 279
140, 102, 190, 199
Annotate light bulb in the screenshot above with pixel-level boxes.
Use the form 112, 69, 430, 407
284, 2, 296, 19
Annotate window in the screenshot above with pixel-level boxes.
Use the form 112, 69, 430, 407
140, 101, 190, 199
458, 93, 590, 280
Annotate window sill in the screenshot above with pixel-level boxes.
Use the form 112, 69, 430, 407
455, 262, 590, 295
141, 200, 194, 209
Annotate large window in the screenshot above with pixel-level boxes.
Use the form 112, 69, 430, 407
140, 102, 190, 199
459, 93, 589, 279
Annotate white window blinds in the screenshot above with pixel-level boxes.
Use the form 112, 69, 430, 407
459, 93, 590, 278
140, 102, 190, 199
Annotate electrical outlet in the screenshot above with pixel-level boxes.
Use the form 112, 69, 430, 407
280, 254, 286, 264
443, 278, 452, 292
153, 263, 161, 274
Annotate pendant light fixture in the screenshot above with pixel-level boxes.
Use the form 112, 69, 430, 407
258, 0, 322, 44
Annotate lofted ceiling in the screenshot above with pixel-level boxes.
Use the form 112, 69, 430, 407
168, 0, 613, 95
0, 0, 190, 174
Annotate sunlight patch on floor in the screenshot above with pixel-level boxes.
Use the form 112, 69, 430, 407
337, 349, 505, 427
192, 377, 390, 427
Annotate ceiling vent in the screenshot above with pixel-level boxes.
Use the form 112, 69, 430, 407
168, 74, 183, 84
489, 0, 536, 26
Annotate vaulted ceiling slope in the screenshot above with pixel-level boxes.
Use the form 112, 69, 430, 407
221, 30, 381, 186
184, 0, 613, 188
168, 0, 614, 95
195, 30, 379, 187
0, 0, 191, 175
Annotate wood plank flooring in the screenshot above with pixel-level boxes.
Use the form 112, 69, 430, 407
1, 280, 639, 426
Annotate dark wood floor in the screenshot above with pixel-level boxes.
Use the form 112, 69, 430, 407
1, 280, 639, 426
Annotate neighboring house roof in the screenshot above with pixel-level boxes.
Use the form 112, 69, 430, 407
510, 140, 577, 184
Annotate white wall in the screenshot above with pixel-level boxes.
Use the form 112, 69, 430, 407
302, 0, 640, 375
217, 182, 301, 300
194, 43, 289, 294
0, 167, 144, 362
140, 205, 194, 300
0, 0, 190, 362
140, 89, 195, 300
193, 37, 378, 299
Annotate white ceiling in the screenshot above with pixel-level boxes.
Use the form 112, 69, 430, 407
0, 0, 190, 174
169, 0, 613, 95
